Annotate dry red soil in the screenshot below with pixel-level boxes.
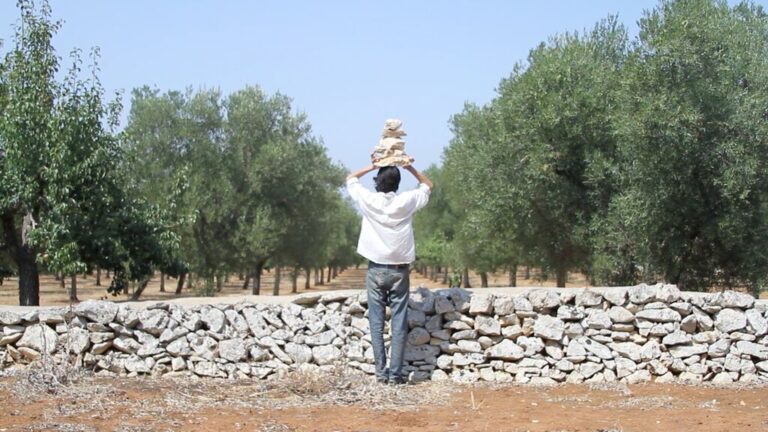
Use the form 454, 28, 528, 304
0, 375, 766, 432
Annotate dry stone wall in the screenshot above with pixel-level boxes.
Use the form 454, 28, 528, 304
1, 284, 767, 385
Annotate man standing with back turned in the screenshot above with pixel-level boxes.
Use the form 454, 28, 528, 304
346, 162, 433, 384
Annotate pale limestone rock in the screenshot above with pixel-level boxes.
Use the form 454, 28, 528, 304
608, 306, 634, 324
75, 300, 119, 325
736, 341, 768, 360
219, 338, 248, 362
469, 295, 495, 316
662, 331, 692, 346
585, 310, 612, 330
457, 340, 483, 353
680, 314, 698, 333
305, 330, 337, 346
609, 342, 643, 362
716, 291, 754, 309
624, 369, 651, 384
493, 296, 515, 315
557, 306, 586, 321
194, 361, 224, 377
635, 308, 681, 323
575, 289, 602, 307
17, 324, 58, 354
602, 288, 627, 306
528, 290, 560, 310
579, 362, 603, 379
669, 344, 708, 358
746, 309, 768, 336
580, 337, 613, 360
0, 311, 21, 325
715, 308, 747, 333
475, 315, 501, 336
38, 308, 65, 324
137, 309, 168, 336
485, 339, 525, 361
167, 337, 191, 357
533, 315, 565, 341
502, 324, 523, 340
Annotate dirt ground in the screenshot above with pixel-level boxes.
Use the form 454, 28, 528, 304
0, 267, 592, 307
0, 367, 766, 432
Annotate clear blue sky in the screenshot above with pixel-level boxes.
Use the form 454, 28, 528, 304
0, 1, 757, 178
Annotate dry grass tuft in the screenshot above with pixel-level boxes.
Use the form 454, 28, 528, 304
10, 355, 90, 398
269, 365, 356, 397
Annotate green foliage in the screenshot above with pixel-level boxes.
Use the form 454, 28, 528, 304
440, 1, 768, 291
603, 0, 768, 291
123, 84, 356, 292
413, 165, 455, 268
0, 1, 179, 303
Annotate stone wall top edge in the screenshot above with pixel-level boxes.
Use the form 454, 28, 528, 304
0, 284, 764, 312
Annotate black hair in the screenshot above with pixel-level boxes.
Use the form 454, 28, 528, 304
374, 166, 401, 193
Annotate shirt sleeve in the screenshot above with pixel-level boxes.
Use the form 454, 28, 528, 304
407, 183, 431, 212
346, 177, 369, 205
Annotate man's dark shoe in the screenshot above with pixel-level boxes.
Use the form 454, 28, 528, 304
376, 377, 389, 384
388, 377, 408, 385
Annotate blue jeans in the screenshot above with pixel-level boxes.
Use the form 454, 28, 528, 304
366, 262, 410, 381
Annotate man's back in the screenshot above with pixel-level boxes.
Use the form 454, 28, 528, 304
346, 178, 430, 264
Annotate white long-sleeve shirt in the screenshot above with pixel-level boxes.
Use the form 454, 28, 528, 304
346, 177, 431, 264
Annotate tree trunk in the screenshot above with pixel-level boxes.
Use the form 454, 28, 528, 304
216, 274, 224, 292
326, 265, 332, 283
291, 269, 298, 293
4, 211, 41, 306
175, 272, 186, 295
556, 268, 567, 288
59, 273, 65, 290
252, 262, 264, 295
480, 272, 488, 288
305, 268, 311, 290
524, 266, 531, 280
69, 274, 78, 302
95, 267, 101, 287
332, 266, 338, 279
17, 254, 40, 306
509, 264, 517, 287
186, 273, 192, 290
159, 271, 165, 292
318, 268, 324, 286
443, 267, 449, 285
130, 278, 150, 301
241, 272, 251, 290
106, 270, 111, 279
273, 265, 281, 296
0, 277, 3, 286
462, 268, 472, 289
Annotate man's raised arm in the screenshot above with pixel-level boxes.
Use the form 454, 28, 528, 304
404, 165, 434, 190
347, 164, 377, 181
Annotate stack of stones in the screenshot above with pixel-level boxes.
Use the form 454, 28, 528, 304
371, 118, 414, 167
0, 284, 767, 384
